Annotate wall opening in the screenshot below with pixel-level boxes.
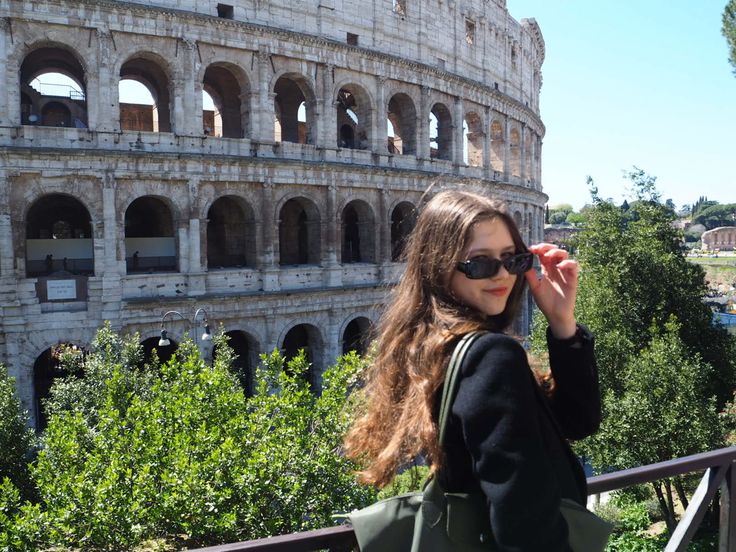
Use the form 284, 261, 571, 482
281, 324, 323, 391
429, 103, 452, 160
341, 200, 376, 263
203, 64, 246, 138
390, 201, 417, 261
206, 196, 256, 269
119, 56, 171, 132
337, 86, 371, 150
25, 194, 94, 277
342, 317, 372, 356
278, 198, 320, 265
274, 75, 312, 144
124, 197, 177, 273
387, 93, 416, 155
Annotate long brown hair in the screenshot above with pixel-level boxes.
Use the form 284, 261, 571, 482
344, 190, 529, 488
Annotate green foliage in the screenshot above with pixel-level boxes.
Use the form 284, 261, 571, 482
376, 465, 431, 500
692, 202, 736, 229
724, 0, 736, 74
1, 327, 373, 550
532, 170, 735, 524
0, 366, 36, 499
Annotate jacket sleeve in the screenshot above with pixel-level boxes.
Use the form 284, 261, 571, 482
546, 324, 601, 440
452, 333, 572, 552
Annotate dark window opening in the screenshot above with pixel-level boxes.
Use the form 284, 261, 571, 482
347, 33, 359, 46
217, 4, 234, 19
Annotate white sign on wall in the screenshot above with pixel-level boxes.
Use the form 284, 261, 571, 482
47, 280, 77, 300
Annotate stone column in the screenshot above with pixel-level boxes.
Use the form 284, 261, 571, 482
188, 178, 202, 273
175, 38, 199, 136
373, 76, 387, 153
0, 18, 13, 126
502, 115, 511, 181
319, 63, 337, 150
520, 123, 526, 183
324, 182, 342, 287
483, 106, 492, 179
418, 85, 431, 160
100, 172, 123, 320
94, 30, 116, 132
0, 170, 14, 276
453, 97, 464, 167
379, 188, 390, 280
261, 179, 279, 291
255, 48, 274, 144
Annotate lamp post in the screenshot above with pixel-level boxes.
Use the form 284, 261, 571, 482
158, 308, 213, 358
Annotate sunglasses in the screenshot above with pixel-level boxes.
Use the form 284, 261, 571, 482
456, 252, 534, 279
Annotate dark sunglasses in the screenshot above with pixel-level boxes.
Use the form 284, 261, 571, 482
456, 252, 534, 279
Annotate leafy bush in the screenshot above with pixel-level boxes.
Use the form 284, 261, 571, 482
1, 327, 373, 550
376, 465, 430, 500
0, 366, 36, 499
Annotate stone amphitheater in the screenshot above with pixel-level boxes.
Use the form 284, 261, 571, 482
0, 0, 547, 428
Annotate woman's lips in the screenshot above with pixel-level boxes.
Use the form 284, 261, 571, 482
485, 287, 508, 296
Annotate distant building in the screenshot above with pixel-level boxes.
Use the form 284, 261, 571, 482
702, 227, 736, 251
544, 225, 581, 249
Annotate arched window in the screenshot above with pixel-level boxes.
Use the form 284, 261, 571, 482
207, 196, 256, 269
274, 75, 313, 144
387, 93, 417, 155
140, 336, 177, 367
429, 103, 452, 160
336, 86, 371, 150
341, 200, 376, 263
119, 56, 172, 132
203, 64, 247, 138
213, 330, 259, 396
342, 317, 372, 356
33, 343, 84, 430
124, 197, 177, 273
281, 324, 323, 391
279, 198, 321, 265
390, 201, 417, 261
20, 47, 87, 128
25, 194, 93, 277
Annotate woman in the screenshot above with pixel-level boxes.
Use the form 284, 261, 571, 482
345, 190, 601, 551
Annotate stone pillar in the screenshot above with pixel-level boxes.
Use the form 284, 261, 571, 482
373, 76, 387, 153
324, 182, 342, 286
94, 30, 116, 132
0, 18, 12, 126
175, 38, 199, 136
319, 63, 337, 149
0, 171, 14, 276
261, 179, 279, 291
100, 172, 122, 319
418, 85, 431, 160
453, 97, 464, 167
379, 189, 390, 278
188, 178, 202, 273
502, 115, 511, 181
483, 106, 492, 179
520, 123, 526, 183
255, 48, 274, 143
324, 308, 341, 372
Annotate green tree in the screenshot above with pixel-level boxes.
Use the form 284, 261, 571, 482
1, 328, 373, 550
0, 366, 36, 499
531, 169, 736, 529
692, 203, 736, 229
724, 0, 736, 74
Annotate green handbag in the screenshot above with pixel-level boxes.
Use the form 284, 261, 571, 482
346, 332, 613, 552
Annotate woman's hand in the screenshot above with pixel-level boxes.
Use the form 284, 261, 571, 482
524, 243, 578, 339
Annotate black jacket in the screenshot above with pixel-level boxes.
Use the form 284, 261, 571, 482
438, 326, 600, 551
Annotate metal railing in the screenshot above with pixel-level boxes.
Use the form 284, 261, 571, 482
189, 446, 736, 552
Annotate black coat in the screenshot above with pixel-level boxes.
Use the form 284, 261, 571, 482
438, 326, 601, 551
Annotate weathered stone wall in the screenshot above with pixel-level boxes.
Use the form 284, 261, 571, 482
702, 227, 736, 251
0, 0, 547, 428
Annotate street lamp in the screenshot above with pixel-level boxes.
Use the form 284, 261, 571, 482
158, 308, 213, 347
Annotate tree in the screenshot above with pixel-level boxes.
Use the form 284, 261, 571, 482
0, 328, 373, 550
692, 203, 736, 229
531, 169, 736, 529
724, 0, 736, 74
0, 366, 36, 499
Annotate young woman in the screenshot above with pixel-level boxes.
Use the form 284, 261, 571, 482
345, 190, 601, 551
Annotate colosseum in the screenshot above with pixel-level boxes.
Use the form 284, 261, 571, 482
0, 0, 547, 428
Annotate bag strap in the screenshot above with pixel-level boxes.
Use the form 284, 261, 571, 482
437, 331, 485, 446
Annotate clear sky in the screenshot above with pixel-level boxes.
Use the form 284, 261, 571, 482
508, 0, 736, 211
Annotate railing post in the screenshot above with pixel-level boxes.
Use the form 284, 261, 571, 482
721, 460, 736, 552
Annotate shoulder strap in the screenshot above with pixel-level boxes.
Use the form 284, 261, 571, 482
437, 331, 485, 446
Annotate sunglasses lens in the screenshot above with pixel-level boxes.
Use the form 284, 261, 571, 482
467, 258, 501, 279
505, 252, 534, 274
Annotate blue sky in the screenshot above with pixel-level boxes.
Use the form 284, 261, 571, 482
508, 0, 736, 211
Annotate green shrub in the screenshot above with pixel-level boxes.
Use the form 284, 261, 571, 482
0, 366, 36, 499
7, 327, 373, 550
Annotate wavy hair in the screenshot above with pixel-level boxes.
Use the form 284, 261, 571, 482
344, 190, 529, 488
